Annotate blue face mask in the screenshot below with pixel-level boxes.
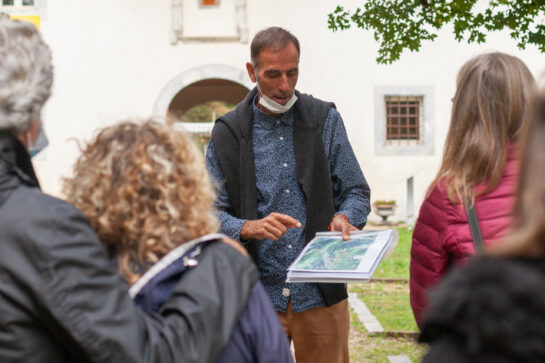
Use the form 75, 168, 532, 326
28, 123, 49, 158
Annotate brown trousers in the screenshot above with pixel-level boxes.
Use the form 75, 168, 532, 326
277, 299, 350, 363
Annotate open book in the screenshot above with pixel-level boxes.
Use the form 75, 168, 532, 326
286, 229, 398, 283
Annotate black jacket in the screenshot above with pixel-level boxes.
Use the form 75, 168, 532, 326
0, 131, 259, 362
130, 236, 292, 363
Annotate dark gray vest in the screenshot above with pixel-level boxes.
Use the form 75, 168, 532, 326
210, 88, 347, 306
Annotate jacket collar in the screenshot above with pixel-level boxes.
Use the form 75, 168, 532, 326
0, 130, 40, 193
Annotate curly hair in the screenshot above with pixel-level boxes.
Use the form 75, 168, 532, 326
63, 120, 219, 285
0, 15, 53, 135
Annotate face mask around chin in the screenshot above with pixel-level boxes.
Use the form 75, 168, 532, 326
27, 123, 49, 158
254, 71, 298, 114
258, 93, 298, 114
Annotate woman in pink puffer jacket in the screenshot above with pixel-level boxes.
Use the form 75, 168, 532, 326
409, 52, 536, 329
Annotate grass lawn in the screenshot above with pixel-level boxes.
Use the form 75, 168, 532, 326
348, 226, 427, 362
349, 309, 426, 362
372, 226, 412, 280
350, 282, 417, 332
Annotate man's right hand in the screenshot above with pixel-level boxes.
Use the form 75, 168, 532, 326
240, 212, 301, 241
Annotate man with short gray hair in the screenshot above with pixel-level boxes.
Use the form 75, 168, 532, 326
0, 15, 257, 362
207, 26, 371, 363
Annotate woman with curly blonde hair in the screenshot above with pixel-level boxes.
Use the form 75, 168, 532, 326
65, 120, 219, 284
64, 120, 292, 363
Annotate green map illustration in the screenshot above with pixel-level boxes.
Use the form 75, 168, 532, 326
293, 234, 379, 271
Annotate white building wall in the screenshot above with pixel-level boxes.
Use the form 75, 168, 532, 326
25, 0, 544, 222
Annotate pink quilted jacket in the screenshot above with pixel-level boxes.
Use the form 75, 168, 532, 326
410, 144, 519, 329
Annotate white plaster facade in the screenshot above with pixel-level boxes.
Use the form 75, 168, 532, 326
5, 0, 544, 223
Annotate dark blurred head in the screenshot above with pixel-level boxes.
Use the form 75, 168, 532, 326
420, 257, 545, 363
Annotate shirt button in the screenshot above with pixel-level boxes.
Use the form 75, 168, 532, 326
276, 120, 281, 125
285, 189, 290, 194
282, 288, 290, 297
279, 136, 284, 141
288, 244, 292, 249
283, 163, 288, 167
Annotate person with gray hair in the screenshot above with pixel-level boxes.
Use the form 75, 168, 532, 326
0, 15, 258, 363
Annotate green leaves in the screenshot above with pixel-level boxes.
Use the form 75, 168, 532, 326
328, 0, 545, 64
327, 6, 351, 31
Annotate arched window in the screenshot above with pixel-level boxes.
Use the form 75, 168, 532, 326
167, 78, 248, 154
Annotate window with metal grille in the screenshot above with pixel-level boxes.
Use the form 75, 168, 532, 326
385, 96, 422, 141
1, 0, 43, 30
2, 0, 34, 6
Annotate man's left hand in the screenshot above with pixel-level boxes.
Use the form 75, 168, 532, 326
330, 214, 358, 241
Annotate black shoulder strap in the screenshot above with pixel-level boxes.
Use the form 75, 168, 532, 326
464, 199, 485, 255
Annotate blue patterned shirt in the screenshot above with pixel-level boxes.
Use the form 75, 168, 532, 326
206, 98, 371, 313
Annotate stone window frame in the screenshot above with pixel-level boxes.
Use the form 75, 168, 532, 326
2, 0, 33, 7
0, 0, 46, 16
375, 85, 434, 156
170, 0, 248, 44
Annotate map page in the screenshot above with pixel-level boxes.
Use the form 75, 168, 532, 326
286, 229, 398, 283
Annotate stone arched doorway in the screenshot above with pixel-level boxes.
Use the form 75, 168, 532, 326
168, 78, 249, 117
153, 64, 252, 152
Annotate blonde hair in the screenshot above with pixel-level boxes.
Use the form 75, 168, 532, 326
430, 52, 535, 204
492, 89, 545, 257
64, 120, 219, 284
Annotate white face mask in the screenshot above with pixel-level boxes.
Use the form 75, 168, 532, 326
258, 93, 298, 114
255, 71, 298, 114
